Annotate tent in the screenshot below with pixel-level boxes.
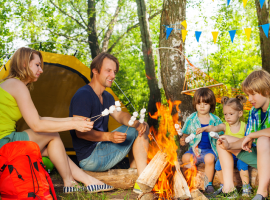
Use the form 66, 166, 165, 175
0, 51, 129, 155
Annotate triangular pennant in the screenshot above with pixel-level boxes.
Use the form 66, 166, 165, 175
227, 0, 231, 6
244, 28, 252, 40
195, 31, 202, 42
182, 30, 188, 42
228, 30, 236, 43
166, 27, 173, 40
212, 31, 219, 44
261, 23, 269, 38
243, 0, 248, 8
181, 20, 187, 30
260, 0, 265, 8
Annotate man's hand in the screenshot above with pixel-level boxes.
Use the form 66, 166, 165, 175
135, 122, 149, 137
109, 131, 127, 143
217, 136, 230, 150
242, 136, 253, 153
196, 127, 206, 135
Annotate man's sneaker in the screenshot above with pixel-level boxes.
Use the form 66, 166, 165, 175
204, 185, 215, 194
242, 185, 252, 197
252, 194, 267, 200
133, 182, 142, 194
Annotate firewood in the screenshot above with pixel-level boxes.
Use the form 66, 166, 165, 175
181, 167, 208, 191
190, 189, 208, 200
136, 151, 168, 193
137, 192, 154, 200
83, 168, 138, 189
174, 161, 191, 199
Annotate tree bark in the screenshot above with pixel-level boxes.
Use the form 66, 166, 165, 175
159, 0, 193, 156
255, 0, 270, 72
88, 0, 100, 59
135, 0, 161, 128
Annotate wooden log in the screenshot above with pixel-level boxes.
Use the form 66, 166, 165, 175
83, 168, 138, 189
137, 151, 168, 193
190, 189, 208, 200
174, 161, 191, 199
137, 192, 154, 200
181, 167, 208, 191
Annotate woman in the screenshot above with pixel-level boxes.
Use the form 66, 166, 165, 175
0, 47, 113, 193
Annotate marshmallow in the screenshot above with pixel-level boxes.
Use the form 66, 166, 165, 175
131, 116, 136, 121
185, 134, 195, 143
210, 131, 219, 139
177, 129, 183, 136
109, 105, 116, 113
101, 108, 110, 116
115, 101, 121, 107
140, 113, 145, 118
139, 118, 144, 123
116, 107, 121, 112
175, 124, 180, 129
133, 112, 138, 117
128, 120, 134, 126
140, 108, 146, 114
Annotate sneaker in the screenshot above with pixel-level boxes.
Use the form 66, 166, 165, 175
252, 194, 267, 200
85, 184, 114, 193
242, 185, 252, 197
204, 185, 215, 194
215, 189, 239, 199
133, 182, 143, 194
205, 185, 222, 199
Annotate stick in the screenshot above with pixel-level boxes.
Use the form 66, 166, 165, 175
90, 114, 102, 119
149, 132, 162, 151
125, 126, 130, 134
181, 83, 224, 94
93, 115, 102, 122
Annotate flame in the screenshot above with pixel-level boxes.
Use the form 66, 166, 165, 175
183, 155, 197, 190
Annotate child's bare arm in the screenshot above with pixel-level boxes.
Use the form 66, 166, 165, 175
196, 124, 226, 135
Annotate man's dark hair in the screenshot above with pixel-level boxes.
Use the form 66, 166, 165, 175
90, 52, 119, 78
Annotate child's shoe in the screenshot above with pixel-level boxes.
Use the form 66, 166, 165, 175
252, 194, 267, 200
133, 182, 142, 194
242, 184, 252, 197
204, 185, 215, 194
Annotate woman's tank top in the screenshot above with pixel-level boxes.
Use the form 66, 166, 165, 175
225, 121, 246, 138
0, 80, 22, 139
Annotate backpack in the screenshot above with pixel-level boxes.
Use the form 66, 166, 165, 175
0, 141, 57, 200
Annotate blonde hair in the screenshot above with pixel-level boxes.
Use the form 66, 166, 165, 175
242, 70, 270, 97
4, 47, 43, 89
221, 95, 247, 111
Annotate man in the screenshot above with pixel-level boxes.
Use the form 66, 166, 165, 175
69, 52, 149, 193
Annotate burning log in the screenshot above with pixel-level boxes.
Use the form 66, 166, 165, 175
136, 151, 168, 193
190, 189, 208, 200
181, 167, 208, 191
174, 161, 191, 199
83, 168, 138, 189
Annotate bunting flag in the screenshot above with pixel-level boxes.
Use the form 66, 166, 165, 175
212, 31, 219, 43
166, 27, 173, 40
195, 31, 202, 42
261, 23, 269, 38
229, 30, 236, 43
244, 28, 252, 40
243, 0, 248, 8
181, 20, 187, 30
182, 30, 188, 42
227, 0, 231, 6
260, 0, 265, 8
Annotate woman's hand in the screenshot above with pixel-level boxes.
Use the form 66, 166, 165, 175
72, 116, 90, 121
242, 136, 253, 153
74, 121, 94, 132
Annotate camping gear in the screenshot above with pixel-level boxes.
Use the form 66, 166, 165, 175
0, 141, 57, 200
42, 157, 54, 173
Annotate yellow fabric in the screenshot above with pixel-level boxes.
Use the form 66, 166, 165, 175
225, 121, 246, 138
0, 80, 22, 139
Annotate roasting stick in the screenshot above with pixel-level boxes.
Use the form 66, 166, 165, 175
149, 132, 162, 152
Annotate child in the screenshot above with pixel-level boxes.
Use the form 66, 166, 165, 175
217, 70, 270, 200
196, 95, 252, 196
180, 88, 223, 194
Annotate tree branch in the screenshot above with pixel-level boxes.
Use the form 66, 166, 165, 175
107, 9, 161, 53
48, 0, 86, 30
68, 1, 88, 28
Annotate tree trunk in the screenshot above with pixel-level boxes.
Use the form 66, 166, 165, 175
159, 0, 193, 156
135, 0, 161, 128
88, 0, 100, 59
255, 0, 270, 72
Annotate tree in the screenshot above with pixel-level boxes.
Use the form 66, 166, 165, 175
135, 0, 161, 127
255, 0, 270, 72
159, 0, 193, 154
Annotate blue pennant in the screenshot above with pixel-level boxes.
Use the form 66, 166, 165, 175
229, 30, 236, 43
195, 31, 202, 42
166, 27, 173, 40
227, 0, 231, 6
261, 24, 269, 38
260, 0, 265, 8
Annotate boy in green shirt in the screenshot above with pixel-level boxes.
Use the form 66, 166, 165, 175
216, 70, 270, 200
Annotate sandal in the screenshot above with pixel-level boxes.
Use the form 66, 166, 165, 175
85, 183, 114, 193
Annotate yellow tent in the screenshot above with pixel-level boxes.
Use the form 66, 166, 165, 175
0, 51, 129, 155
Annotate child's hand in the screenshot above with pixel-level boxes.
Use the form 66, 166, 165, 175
242, 136, 253, 153
196, 127, 205, 135
217, 136, 230, 150
180, 134, 188, 146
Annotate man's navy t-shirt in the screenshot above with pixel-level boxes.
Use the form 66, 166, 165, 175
69, 85, 115, 161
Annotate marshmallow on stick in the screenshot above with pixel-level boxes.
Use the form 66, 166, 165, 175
101, 108, 110, 116
210, 131, 219, 139
109, 105, 116, 113
185, 134, 195, 143
174, 124, 182, 136
139, 108, 146, 123
115, 101, 122, 112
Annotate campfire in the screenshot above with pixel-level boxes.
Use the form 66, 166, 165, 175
136, 101, 207, 200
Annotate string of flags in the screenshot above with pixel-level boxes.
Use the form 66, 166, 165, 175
165, 20, 270, 43
213, 0, 267, 9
